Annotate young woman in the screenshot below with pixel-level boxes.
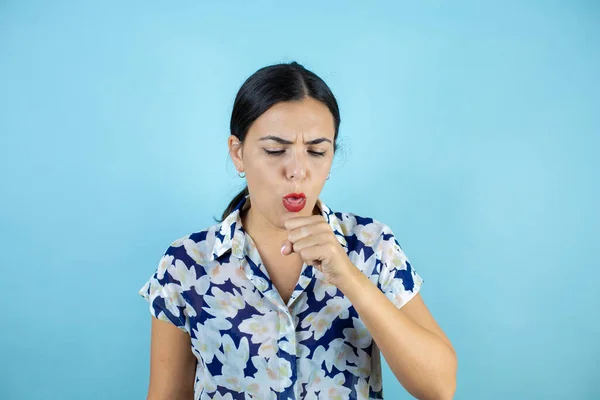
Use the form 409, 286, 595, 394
140, 62, 457, 400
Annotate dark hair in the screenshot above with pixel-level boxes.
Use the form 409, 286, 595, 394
220, 61, 341, 221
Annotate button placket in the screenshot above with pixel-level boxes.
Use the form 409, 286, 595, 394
286, 264, 314, 308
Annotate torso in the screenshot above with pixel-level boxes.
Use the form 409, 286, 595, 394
139, 197, 424, 399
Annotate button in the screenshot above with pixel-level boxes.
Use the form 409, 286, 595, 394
254, 277, 268, 291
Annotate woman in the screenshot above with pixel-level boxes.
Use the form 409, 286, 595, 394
140, 62, 457, 400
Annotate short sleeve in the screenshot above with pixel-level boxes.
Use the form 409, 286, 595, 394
378, 225, 424, 309
139, 245, 190, 333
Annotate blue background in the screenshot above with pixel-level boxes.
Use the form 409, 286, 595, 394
1, 1, 598, 399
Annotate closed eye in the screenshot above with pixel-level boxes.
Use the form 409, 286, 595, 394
264, 149, 327, 157
264, 149, 285, 156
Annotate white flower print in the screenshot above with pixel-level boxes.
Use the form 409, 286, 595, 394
297, 344, 325, 386
214, 334, 250, 392
203, 286, 245, 319
184, 302, 197, 318
302, 368, 327, 400
183, 236, 214, 265
342, 317, 372, 349
356, 245, 379, 275
240, 286, 268, 310
238, 312, 278, 358
322, 296, 350, 319
296, 330, 313, 344
195, 358, 218, 395
204, 260, 231, 285
168, 234, 190, 248
346, 347, 371, 378
243, 378, 277, 400
297, 342, 311, 357
320, 338, 358, 374
383, 240, 408, 269
336, 214, 357, 236
369, 343, 384, 392
292, 293, 310, 316
324, 382, 353, 400
305, 371, 350, 400
194, 274, 211, 296
250, 355, 293, 393
229, 264, 254, 290
190, 317, 232, 364
278, 338, 297, 356
313, 279, 338, 302
185, 275, 210, 318
209, 393, 234, 400
301, 296, 350, 340
161, 282, 185, 317
308, 314, 330, 340
155, 254, 174, 280
384, 276, 421, 308
355, 221, 383, 248
167, 258, 197, 291
355, 377, 370, 399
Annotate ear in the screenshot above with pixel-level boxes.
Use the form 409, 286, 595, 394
228, 135, 244, 172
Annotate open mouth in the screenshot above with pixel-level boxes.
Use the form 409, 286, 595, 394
282, 193, 306, 212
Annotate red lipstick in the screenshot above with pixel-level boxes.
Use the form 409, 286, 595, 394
283, 193, 306, 212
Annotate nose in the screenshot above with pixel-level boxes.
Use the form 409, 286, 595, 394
286, 149, 307, 181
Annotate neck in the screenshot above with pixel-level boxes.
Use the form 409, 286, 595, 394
241, 205, 287, 249
241, 201, 322, 249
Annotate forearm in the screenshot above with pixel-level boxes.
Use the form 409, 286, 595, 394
147, 388, 194, 400
339, 269, 457, 400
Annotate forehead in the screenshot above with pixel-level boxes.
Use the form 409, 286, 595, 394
246, 97, 335, 141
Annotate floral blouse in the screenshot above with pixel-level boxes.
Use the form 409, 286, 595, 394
139, 196, 423, 399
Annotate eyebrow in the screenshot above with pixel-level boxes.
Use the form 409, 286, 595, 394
258, 135, 332, 145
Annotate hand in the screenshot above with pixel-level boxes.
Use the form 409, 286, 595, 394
281, 215, 356, 288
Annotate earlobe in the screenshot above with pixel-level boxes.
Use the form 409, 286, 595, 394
234, 146, 244, 173
227, 135, 244, 172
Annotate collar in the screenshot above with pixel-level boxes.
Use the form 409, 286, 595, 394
210, 195, 348, 261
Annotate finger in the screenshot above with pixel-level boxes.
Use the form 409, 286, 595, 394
287, 222, 331, 244
284, 215, 327, 231
281, 240, 294, 256
310, 260, 323, 272
297, 244, 330, 268
291, 232, 332, 254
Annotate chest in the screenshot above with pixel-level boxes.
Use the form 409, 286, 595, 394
258, 251, 304, 304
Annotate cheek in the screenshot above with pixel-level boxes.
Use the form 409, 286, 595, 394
245, 151, 276, 170
313, 158, 333, 174
245, 159, 280, 186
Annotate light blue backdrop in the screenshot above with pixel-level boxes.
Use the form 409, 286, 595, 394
1, 1, 598, 399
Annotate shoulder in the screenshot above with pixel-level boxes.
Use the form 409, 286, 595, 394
160, 221, 223, 266
330, 209, 400, 251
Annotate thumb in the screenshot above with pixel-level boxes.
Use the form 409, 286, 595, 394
281, 240, 294, 256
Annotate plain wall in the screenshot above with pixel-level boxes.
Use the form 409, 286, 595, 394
0, 1, 598, 399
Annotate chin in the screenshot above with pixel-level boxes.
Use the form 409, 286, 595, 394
273, 215, 289, 230
269, 198, 314, 228
268, 206, 288, 227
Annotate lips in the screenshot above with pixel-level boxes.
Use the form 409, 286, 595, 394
283, 193, 306, 212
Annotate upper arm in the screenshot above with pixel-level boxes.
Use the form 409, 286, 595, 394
147, 316, 196, 400
377, 225, 454, 354
140, 244, 199, 399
